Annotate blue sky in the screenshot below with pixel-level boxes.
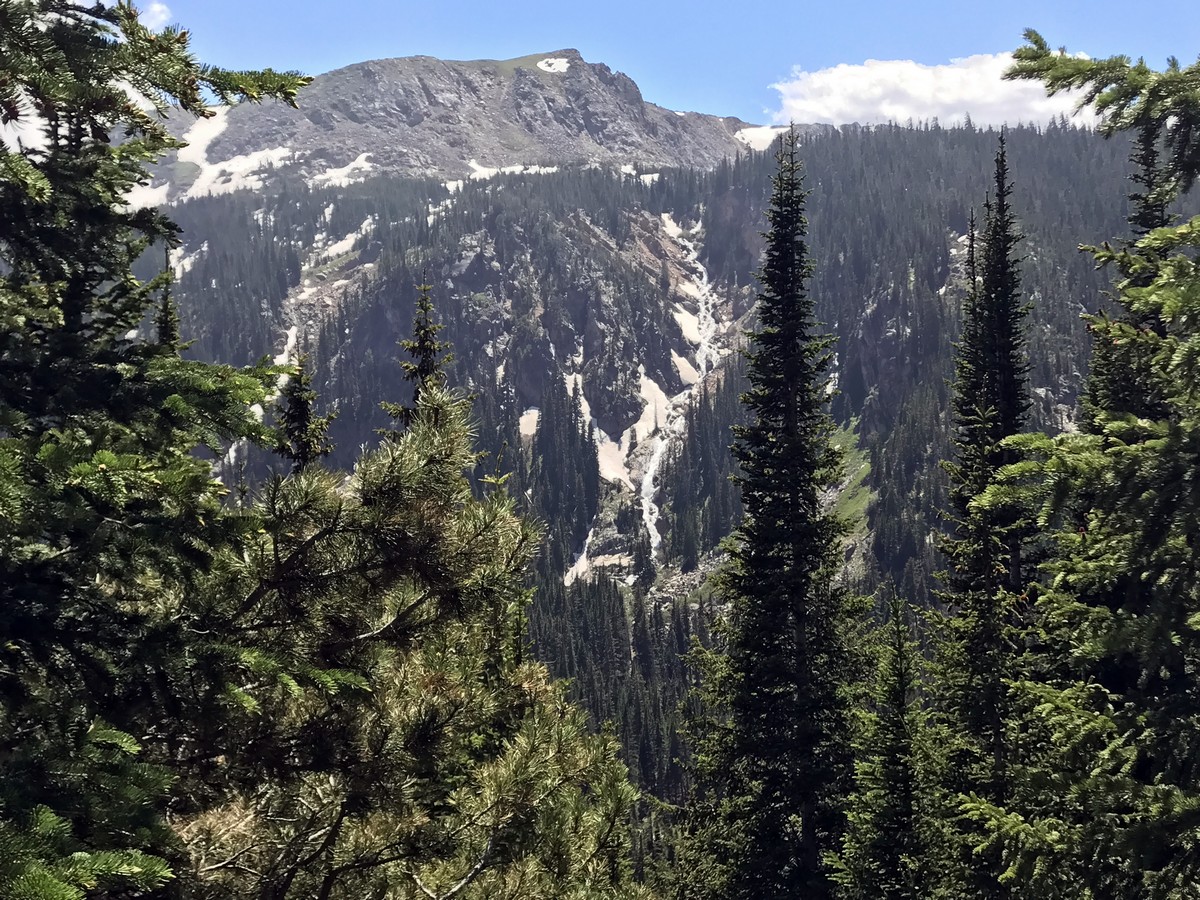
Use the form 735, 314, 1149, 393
153, 0, 1193, 124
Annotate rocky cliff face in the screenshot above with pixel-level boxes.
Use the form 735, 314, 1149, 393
143, 49, 767, 205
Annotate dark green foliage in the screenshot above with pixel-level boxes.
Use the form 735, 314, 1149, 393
959, 36, 1200, 899
933, 139, 1032, 898
0, 4, 308, 895
178, 386, 647, 899
712, 127, 857, 899
0, 5, 648, 898
383, 281, 453, 426
154, 251, 183, 351
53, 33, 1199, 894
530, 374, 601, 571
1081, 121, 1175, 428
834, 594, 937, 899
659, 358, 747, 570
273, 353, 336, 474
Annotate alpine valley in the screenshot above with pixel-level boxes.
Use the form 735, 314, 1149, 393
138, 47, 1162, 818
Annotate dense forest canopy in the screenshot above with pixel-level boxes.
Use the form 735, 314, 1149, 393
2, 3, 1199, 898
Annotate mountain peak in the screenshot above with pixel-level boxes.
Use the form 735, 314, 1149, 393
146, 48, 762, 202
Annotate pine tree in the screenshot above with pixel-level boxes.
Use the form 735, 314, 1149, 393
384, 282, 453, 427
715, 126, 858, 899
179, 383, 649, 900
1081, 118, 1174, 428
155, 250, 182, 350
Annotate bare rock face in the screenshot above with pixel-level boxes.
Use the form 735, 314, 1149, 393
171, 50, 756, 183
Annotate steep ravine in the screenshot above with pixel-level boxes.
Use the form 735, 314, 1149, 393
637, 212, 728, 558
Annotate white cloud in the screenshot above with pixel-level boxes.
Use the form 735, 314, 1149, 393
770, 52, 1096, 128
141, 2, 172, 29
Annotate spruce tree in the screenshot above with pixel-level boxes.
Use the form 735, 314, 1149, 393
155, 250, 182, 350
834, 593, 934, 900
934, 138, 1030, 897
274, 352, 336, 474
717, 126, 857, 899
0, 3, 307, 895
384, 281, 453, 427
960, 35, 1200, 898
1081, 118, 1174, 428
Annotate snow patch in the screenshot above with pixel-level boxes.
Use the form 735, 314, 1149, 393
662, 214, 720, 376
321, 215, 374, 260
597, 436, 632, 490
672, 350, 700, 386
636, 369, 679, 551
174, 107, 292, 199
640, 172, 660, 185
660, 211, 683, 239
467, 160, 560, 181
735, 125, 790, 151
468, 159, 502, 180
620, 164, 637, 176
537, 57, 570, 74
634, 370, 672, 444
630, 213, 732, 555
564, 528, 594, 586
127, 180, 170, 210
519, 407, 540, 438
312, 152, 374, 188
566, 371, 632, 490
672, 301, 705, 345
170, 242, 207, 277
176, 108, 230, 169
427, 196, 454, 226
186, 146, 292, 198
274, 325, 299, 367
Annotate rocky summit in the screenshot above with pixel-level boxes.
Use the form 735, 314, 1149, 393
145, 49, 773, 203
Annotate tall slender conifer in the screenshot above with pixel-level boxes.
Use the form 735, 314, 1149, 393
718, 125, 856, 899
935, 138, 1030, 898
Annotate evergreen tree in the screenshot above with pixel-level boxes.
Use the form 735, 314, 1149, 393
384, 281, 453, 426
155, 250, 182, 350
0, 3, 307, 895
1081, 117, 1175, 428
179, 386, 649, 899
833, 593, 935, 899
934, 138, 1031, 896
961, 34, 1200, 898
274, 352, 336, 474
712, 126, 858, 899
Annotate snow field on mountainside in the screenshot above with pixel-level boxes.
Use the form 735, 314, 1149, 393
735, 125, 789, 151
563, 372, 632, 490
171, 108, 293, 200
311, 152, 375, 188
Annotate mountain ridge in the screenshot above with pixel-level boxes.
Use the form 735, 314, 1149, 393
140, 48, 792, 205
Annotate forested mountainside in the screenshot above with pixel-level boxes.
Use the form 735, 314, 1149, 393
160, 121, 1161, 808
